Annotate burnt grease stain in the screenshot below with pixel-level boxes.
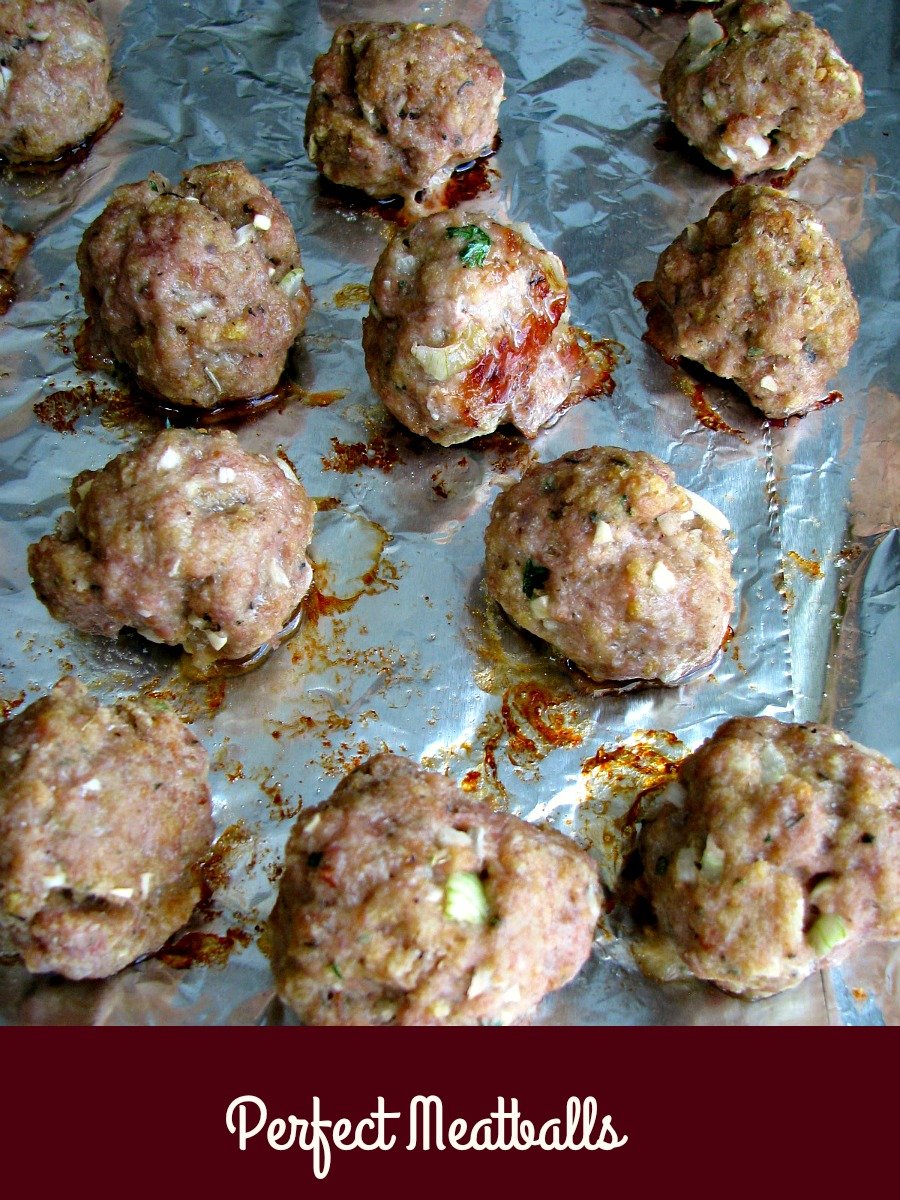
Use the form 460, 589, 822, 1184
0, 102, 123, 176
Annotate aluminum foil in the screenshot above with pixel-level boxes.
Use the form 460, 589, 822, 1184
0, 0, 896, 1025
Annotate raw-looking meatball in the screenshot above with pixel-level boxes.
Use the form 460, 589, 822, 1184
0, 676, 213, 979
637, 718, 900, 999
306, 21, 504, 210
484, 447, 735, 685
660, 1, 864, 178
0, 0, 116, 165
638, 185, 859, 418
28, 428, 316, 663
364, 212, 606, 445
77, 160, 312, 408
0, 217, 30, 313
269, 753, 601, 1025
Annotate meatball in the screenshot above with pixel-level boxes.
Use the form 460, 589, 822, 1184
0, 0, 116, 165
0, 676, 213, 979
364, 212, 603, 445
306, 21, 504, 210
484, 447, 735, 686
660, 1, 864, 178
637, 718, 900, 999
77, 160, 312, 408
28, 428, 316, 663
269, 753, 600, 1025
0, 217, 30, 313
638, 185, 859, 418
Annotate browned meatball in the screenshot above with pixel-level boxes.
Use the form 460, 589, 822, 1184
638, 185, 859, 418
0, 217, 29, 313
269, 753, 601, 1025
0, 677, 213, 979
77, 161, 312, 408
0, 0, 116, 165
364, 212, 604, 445
306, 22, 504, 210
484, 447, 734, 686
28, 428, 315, 663
637, 718, 900, 999
660, 1, 864, 178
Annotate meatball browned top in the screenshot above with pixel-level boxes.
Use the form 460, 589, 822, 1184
661, 0, 864, 178
0, 677, 213, 980
306, 21, 504, 209
28, 428, 316, 663
364, 212, 602, 445
77, 160, 312, 408
639, 185, 859, 418
269, 753, 601, 1025
484, 447, 735, 686
0, 0, 116, 165
637, 718, 900, 999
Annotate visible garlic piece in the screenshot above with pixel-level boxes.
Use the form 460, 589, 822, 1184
684, 488, 730, 531
31, 30, 51, 41
529, 594, 551, 619
745, 133, 770, 161
411, 324, 489, 381
269, 559, 290, 588
205, 629, 228, 651
234, 223, 255, 246
81, 778, 101, 794
650, 561, 678, 592
75, 479, 93, 501
140, 872, 153, 899
278, 267, 306, 298
217, 466, 236, 484
304, 813, 321, 834
157, 446, 182, 471
168, 558, 181, 578
0, 65, 12, 92
509, 220, 545, 250
252, 212, 272, 231
806, 220, 824, 234
204, 366, 223, 394
467, 967, 494, 999
688, 10, 725, 47
675, 846, 698, 883
759, 375, 778, 392
592, 519, 614, 546
656, 511, 686, 537
721, 144, 740, 164
438, 827, 471, 848
757, 741, 788, 786
42, 871, 68, 889
109, 887, 135, 900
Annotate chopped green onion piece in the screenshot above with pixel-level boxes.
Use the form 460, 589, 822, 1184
700, 835, 725, 881
807, 913, 848, 957
447, 224, 491, 267
444, 872, 490, 925
329, 961, 343, 979
522, 558, 550, 598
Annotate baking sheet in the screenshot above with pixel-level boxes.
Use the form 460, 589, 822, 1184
0, 0, 896, 1025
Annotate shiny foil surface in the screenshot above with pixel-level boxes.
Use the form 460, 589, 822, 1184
0, 0, 896, 1025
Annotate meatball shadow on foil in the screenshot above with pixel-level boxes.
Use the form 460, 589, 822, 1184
622, 717, 899, 1001
305, 21, 505, 219
27, 429, 317, 675
364, 211, 618, 446
76, 161, 312, 414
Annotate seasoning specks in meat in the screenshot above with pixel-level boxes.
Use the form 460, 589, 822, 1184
364, 212, 604, 445
0, 677, 213, 980
306, 21, 504, 212
0, 0, 116, 165
77, 160, 312, 408
637, 718, 900, 999
638, 185, 859, 418
484, 447, 735, 686
269, 753, 600, 1025
661, 0, 864, 178
28, 428, 316, 664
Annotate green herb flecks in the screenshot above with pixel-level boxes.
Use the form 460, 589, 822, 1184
447, 224, 491, 268
522, 558, 550, 599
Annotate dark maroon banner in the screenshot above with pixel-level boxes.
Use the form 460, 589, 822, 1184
2, 1028, 893, 1195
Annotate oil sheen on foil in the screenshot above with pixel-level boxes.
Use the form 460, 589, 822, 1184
0, 0, 896, 1025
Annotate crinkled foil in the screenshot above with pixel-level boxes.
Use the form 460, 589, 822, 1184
0, 0, 896, 1025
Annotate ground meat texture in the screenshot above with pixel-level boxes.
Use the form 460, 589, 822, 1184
0, 0, 115, 164
484, 447, 734, 686
637, 718, 900, 999
28, 428, 315, 662
660, 1, 864, 178
305, 22, 504, 209
269, 753, 600, 1025
639, 185, 859, 418
76, 160, 312, 408
0, 218, 30, 312
0, 677, 213, 979
364, 212, 599, 445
